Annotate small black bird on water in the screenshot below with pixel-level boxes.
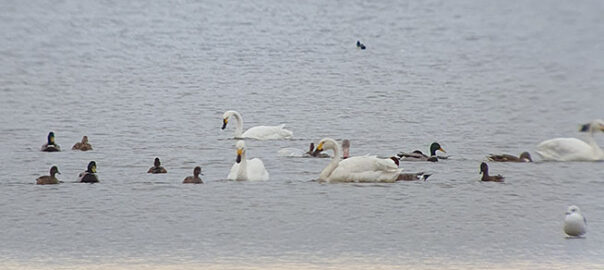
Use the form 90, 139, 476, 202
356, 40, 366, 50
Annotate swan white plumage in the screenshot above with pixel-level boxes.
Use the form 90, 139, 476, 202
536, 119, 604, 161
227, 140, 269, 181
316, 138, 403, 183
564, 205, 586, 237
221, 110, 293, 140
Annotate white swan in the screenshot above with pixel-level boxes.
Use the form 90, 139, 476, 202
221, 110, 293, 140
316, 138, 403, 183
227, 140, 269, 181
536, 119, 604, 161
564, 205, 586, 237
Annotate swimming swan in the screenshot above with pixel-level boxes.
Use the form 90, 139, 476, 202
536, 119, 604, 161
316, 138, 403, 183
221, 110, 293, 140
227, 140, 269, 181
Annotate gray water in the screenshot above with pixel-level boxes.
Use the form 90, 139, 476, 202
1, 0, 604, 268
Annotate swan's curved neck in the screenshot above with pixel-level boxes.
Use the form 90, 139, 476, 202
319, 142, 341, 181
231, 111, 244, 138
237, 150, 248, 180
584, 132, 604, 157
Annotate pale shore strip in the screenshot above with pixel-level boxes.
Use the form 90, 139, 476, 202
2, 260, 603, 270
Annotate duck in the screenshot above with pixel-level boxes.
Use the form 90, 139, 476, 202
479, 162, 504, 182
356, 40, 366, 50
536, 119, 604, 161
389, 157, 431, 181
315, 138, 404, 183
564, 205, 587, 237
307, 142, 329, 158
488, 152, 533, 162
41, 131, 61, 152
147, 157, 167, 173
183, 166, 203, 184
78, 161, 99, 183
36, 166, 60, 185
398, 142, 446, 162
227, 140, 269, 181
72, 136, 93, 151
221, 110, 293, 140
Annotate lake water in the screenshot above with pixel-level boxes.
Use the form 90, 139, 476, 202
1, 0, 604, 269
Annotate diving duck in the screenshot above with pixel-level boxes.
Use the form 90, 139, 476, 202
398, 142, 446, 162
479, 162, 504, 182
72, 136, 93, 151
36, 166, 60, 185
41, 132, 61, 152
147, 157, 167, 174
183, 166, 203, 184
488, 152, 532, 162
78, 161, 99, 183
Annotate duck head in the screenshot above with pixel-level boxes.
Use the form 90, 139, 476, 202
519, 152, 532, 162
48, 132, 55, 145
82, 136, 89, 143
430, 142, 446, 156
87, 161, 97, 173
479, 162, 489, 174
50, 166, 60, 176
193, 166, 202, 177
154, 157, 161, 167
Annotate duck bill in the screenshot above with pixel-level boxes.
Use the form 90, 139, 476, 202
579, 123, 590, 132
221, 119, 228, 130
439, 147, 446, 153
92, 165, 97, 173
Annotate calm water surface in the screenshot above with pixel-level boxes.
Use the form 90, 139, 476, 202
1, 0, 604, 268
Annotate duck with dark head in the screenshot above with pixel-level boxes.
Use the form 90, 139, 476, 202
79, 161, 99, 183
148, 157, 167, 174
36, 166, 60, 185
479, 162, 504, 182
398, 142, 446, 162
72, 136, 93, 151
41, 132, 61, 152
183, 166, 203, 184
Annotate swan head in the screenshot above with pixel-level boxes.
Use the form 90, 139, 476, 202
222, 111, 236, 130
316, 138, 338, 152
566, 205, 581, 215
430, 142, 446, 156
48, 131, 55, 144
235, 140, 246, 163
519, 152, 532, 162
580, 119, 604, 133
87, 161, 97, 173
390, 157, 400, 167
50, 166, 60, 176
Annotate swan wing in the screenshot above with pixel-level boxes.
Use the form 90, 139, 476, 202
536, 138, 600, 161
246, 158, 270, 181
242, 125, 293, 140
329, 156, 401, 183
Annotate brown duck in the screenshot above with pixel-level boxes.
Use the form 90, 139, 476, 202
480, 162, 504, 182
36, 166, 60, 185
183, 166, 203, 184
72, 136, 93, 151
488, 152, 532, 162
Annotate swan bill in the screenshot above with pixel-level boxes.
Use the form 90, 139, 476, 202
316, 142, 324, 151
236, 148, 242, 163
222, 118, 228, 130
